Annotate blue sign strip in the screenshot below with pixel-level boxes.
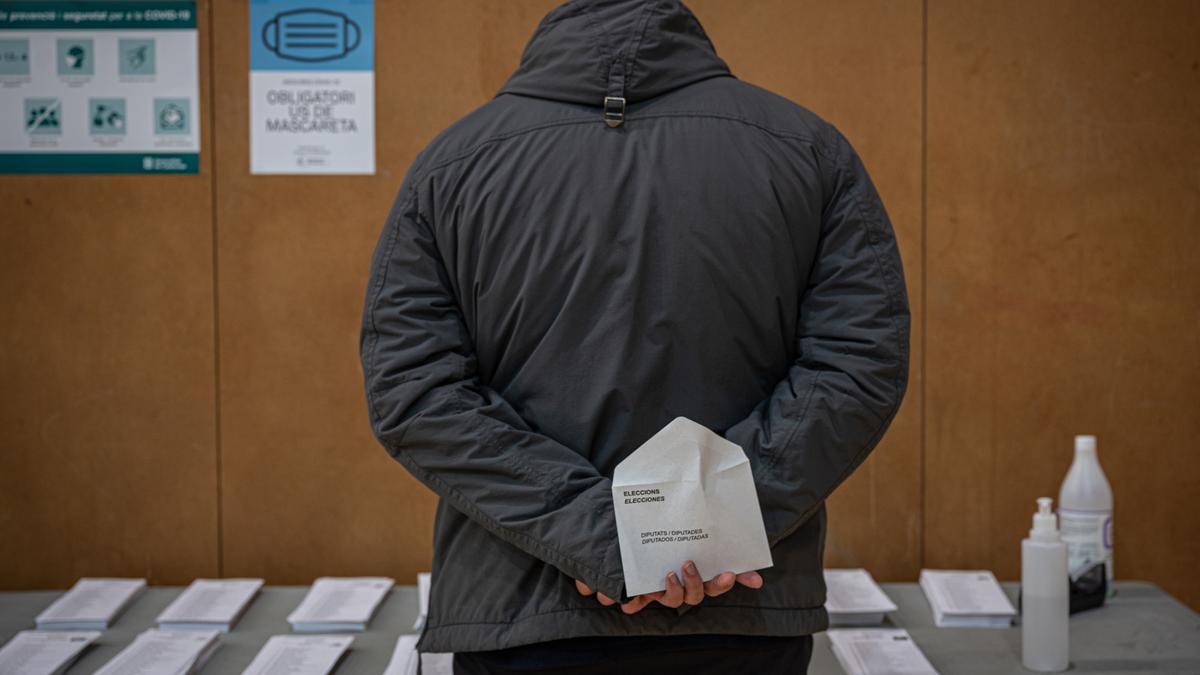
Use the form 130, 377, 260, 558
250, 0, 373, 71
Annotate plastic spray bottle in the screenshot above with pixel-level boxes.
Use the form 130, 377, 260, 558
1058, 435, 1114, 598
1022, 497, 1069, 672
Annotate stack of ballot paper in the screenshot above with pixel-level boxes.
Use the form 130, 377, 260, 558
242, 635, 353, 675
412, 572, 431, 631
94, 628, 220, 675
919, 570, 1017, 628
612, 417, 773, 596
0, 630, 101, 675
156, 578, 263, 632
383, 635, 453, 675
829, 629, 938, 675
825, 569, 899, 626
35, 578, 146, 630
286, 577, 393, 633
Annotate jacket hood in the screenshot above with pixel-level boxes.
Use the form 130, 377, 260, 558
496, 0, 732, 116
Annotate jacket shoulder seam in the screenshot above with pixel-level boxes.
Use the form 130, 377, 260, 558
630, 111, 829, 157
412, 117, 597, 186
410, 110, 829, 191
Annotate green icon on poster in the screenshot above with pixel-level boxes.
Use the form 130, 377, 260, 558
90, 99, 127, 135
57, 38, 94, 76
154, 98, 189, 134
0, 39, 31, 76
25, 99, 62, 135
119, 38, 156, 76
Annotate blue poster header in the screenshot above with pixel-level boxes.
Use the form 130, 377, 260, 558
250, 0, 372, 72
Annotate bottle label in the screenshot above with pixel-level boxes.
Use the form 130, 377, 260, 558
1058, 508, 1113, 585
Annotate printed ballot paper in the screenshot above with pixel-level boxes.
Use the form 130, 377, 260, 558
919, 570, 1017, 628
612, 417, 773, 596
0, 630, 100, 675
829, 629, 939, 675
242, 635, 353, 675
287, 577, 393, 633
93, 628, 220, 675
825, 569, 899, 626
35, 578, 146, 631
156, 578, 264, 632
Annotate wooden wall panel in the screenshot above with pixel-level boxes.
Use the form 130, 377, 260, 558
213, 1, 559, 584
0, 2, 217, 588
925, 0, 1200, 608
694, 0, 925, 580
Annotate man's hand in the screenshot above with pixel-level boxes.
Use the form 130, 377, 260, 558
575, 560, 764, 614
659, 560, 763, 608
574, 579, 662, 614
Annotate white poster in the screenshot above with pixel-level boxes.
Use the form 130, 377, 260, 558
249, 0, 374, 174
0, 1, 199, 174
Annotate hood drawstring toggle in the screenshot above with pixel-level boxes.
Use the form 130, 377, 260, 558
603, 59, 627, 128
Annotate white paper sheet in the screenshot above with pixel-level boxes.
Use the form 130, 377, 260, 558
286, 577, 393, 632
825, 569, 898, 626
919, 570, 1016, 628
412, 572, 431, 631
0, 630, 100, 675
156, 578, 263, 631
612, 417, 773, 596
383, 635, 420, 675
383, 635, 453, 675
829, 629, 938, 675
35, 578, 146, 630
93, 628, 220, 675
241, 635, 353, 675
423, 652, 455, 674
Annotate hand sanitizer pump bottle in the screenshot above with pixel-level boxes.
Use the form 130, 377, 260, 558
1022, 497, 1069, 672
1058, 435, 1114, 598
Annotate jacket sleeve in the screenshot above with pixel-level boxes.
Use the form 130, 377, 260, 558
360, 174, 627, 602
724, 125, 911, 548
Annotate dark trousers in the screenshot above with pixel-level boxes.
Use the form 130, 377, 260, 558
452, 633, 814, 674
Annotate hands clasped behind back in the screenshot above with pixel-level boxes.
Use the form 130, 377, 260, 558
575, 559, 764, 615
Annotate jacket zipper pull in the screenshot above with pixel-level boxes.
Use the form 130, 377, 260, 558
604, 59, 626, 128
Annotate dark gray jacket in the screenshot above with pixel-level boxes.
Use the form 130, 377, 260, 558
360, 0, 909, 655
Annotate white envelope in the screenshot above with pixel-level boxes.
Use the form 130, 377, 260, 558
612, 417, 773, 596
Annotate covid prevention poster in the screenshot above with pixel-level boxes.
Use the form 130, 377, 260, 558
0, 1, 199, 174
249, 0, 374, 174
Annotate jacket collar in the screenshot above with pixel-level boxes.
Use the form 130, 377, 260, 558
496, 0, 733, 111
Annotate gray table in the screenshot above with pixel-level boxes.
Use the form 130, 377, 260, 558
1, 582, 1197, 674
811, 582, 1200, 675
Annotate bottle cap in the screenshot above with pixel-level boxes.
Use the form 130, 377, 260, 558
1030, 497, 1060, 541
1075, 434, 1097, 456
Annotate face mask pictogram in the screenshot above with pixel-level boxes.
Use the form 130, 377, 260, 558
260, 8, 362, 63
